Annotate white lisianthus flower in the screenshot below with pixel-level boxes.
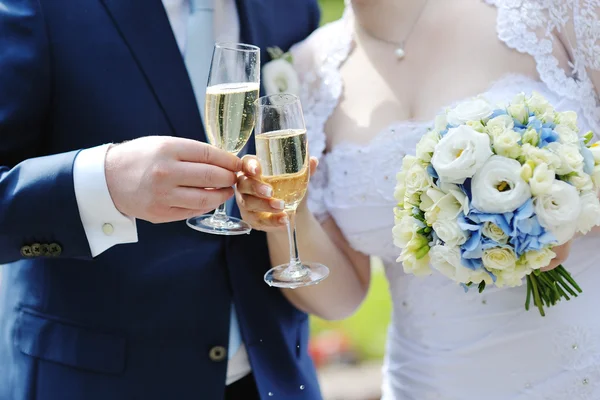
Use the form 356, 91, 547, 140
485, 114, 514, 138
554, 125, 579, 145
471, 156, 531, 213
438, 182, 470, 216
529, 163, 555, 196
416, 130, 441, 162
404, 162, 433, 196
392, 215, 421, 248
482, 222, 509, 244
557, 111, 579, 132
432, 219, 467, 247
576, 191, 600, 234
521, 143, 561, 169
420, 185, 467, 224
527, 92, 554, 115
262, 59, 300, 96
429, 245, 473, 284
547, 143, 584, 175
482, 247, 517, 271
568, 172, 594, 192
534, 180, 581, 244
447, 98, 493, 126
524, 248, 556, 270
431, 125, 493, 184
493, 129, 522, 159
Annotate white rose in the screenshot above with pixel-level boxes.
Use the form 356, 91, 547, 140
557, 111, 579, 132
404, 162, 432, 195
400, 248, 431, 277
521, 143, 561, 168
527, 92, 554, 115
482, 247, 517, 271
432, 219, 467, 247
447, 98, 493, 126
568, 172, 594, 192
416, 130, 441, 162
548, 143, 584, 175
471, 156, 531, 213
529, 163, 555, 196
262, 59, 300, 96
554, 124, 579, 145
431, 125, 493, 184
429, 245, 473, 284
524, 248, 556, 270
392, 215, 422, 248
589, 144, 600, 164
493, 129, 522, 159
485, 114, 514, 138
534, 180, 581, 244
482, 222, 509, 244
577, 191, 600, 234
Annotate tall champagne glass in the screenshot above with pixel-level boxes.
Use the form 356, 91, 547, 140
255, 94, 330, 288
187, 42, 259, 235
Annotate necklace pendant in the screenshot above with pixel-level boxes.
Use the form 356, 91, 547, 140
395, 47, 406, 60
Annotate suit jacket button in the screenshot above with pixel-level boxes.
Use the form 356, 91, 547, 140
20, 245, 33, 257
31, 243, 42, 257
40, 244, 50, 256
48, 243, 62, 257
209, 346, 227, 362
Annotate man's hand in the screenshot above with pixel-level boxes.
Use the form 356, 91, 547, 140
104, 136, 242, 223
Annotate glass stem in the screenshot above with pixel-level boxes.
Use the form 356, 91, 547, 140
212, 201, 228, 222
285, 210, 304, 273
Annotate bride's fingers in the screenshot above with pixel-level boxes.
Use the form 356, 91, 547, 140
239, 194, 285, 213
309, 156, 319, 178
237, 174, 272, 198
241, 155, 262, 179
247, 211, 288, 230
540, 241, 572, 271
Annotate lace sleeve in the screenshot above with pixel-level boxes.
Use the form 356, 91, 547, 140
491, 0, 600, 132
289, 11, 354, 221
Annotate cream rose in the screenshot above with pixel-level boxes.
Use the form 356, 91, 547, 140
534, 180, 581, 245
554, 125, 579, 145
529, 163, 555, 196
404, 162, 432, 195
527, 92, 554, 115
447, 98, 493, 126
482, 222, 509, 244
557, 111, 579, 131
548, 143, 584, 175
432, 219, 467, 247
521, 144, 561, 169
524, 248, 556, 270
431, 125, 493, 184
416, 130, 441, 162
485, 114, 514, 138
471, 156, 531, 213
482, 247, 517, 271
262, 59, 300, 96
576, 191, 600, 234
493, 129, 522, 159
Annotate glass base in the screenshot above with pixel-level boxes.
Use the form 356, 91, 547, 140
264, 262, 329, 289
186, 214, 252, 236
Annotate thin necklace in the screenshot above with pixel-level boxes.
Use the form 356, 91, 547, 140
360, 0, 431, 60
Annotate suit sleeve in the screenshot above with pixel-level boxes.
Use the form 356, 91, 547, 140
0, 0, 94, 263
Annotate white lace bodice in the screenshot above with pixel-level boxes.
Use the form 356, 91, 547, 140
292, 1, 600, 399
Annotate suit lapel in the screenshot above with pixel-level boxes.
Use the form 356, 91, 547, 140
99, 0, 205, 141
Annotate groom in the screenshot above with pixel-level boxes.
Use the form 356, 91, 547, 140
0, 0, 321, 399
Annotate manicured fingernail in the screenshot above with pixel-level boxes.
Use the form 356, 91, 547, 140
270, 199, 285, 210
248, 160, 258, 175
259, 185, 272, 197
279, 215, 289, 224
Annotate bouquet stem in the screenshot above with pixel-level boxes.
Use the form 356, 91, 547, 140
525, 265, 582, 316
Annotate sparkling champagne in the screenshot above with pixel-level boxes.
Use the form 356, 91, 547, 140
255, 129, 309, 211
205, 82, 260, 154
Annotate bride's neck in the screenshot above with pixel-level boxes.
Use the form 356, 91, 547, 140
351, 0, 430, 45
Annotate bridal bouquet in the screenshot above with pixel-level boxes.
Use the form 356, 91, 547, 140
393, 92, 600, 316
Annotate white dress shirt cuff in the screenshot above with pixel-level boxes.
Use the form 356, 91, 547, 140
73, 144, 138, 257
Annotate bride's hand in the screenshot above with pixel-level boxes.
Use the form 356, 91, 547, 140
235, 155, 319, 232
540, 241, 572, 272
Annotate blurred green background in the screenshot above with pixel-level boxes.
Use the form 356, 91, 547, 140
308, 0, 392, 367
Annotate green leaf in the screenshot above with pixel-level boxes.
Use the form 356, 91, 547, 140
478, 280, 486, 293
266, 46, 284, 60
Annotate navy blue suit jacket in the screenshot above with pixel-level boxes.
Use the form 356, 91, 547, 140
0, 1, 322, 399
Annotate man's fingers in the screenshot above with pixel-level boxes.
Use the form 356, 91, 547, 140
176, 140, 242, 172
241, 155, 262, 178
169, 187, 234, 211
236, 174, 273, 198
176, 163, 237, 188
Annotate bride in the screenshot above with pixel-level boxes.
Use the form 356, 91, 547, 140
237, 0, 600, 399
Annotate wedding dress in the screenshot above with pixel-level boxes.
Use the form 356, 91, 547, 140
292, 1, 600, 399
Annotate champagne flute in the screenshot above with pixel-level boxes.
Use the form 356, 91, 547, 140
255, 94, 330, 288
187, 42, 260, 235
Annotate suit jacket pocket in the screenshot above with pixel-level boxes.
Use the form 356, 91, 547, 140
14, 309, 126, 375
